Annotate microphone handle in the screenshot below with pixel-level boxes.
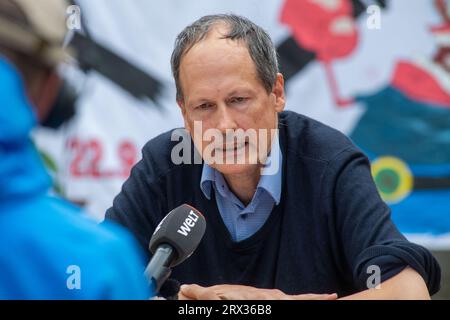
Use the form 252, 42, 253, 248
145, 244, 175, 294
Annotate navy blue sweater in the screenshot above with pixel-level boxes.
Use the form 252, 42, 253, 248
106, 111, 440, 296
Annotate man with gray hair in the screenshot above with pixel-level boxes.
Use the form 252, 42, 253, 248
0, 0, 150, 299
107, 14, 440, 299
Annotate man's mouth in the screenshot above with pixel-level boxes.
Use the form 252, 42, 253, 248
218, 141, 249, 152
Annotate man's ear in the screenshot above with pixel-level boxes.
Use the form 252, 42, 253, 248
177, 99, 185, 114
177, 99, 191, 132
272, 73, 286, 113
31, 70, 61, 122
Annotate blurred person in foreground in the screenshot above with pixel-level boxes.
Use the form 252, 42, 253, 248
0, 0, 150, 299
106, 14, 441, 300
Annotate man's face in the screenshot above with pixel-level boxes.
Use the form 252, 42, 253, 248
177, 26, 285, 176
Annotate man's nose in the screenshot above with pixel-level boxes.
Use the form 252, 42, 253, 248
215, 103, 238, 133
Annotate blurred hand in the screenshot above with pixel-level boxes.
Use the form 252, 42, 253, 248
179, 284, 338, 300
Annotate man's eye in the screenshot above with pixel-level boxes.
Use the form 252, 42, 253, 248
197, 103, 212, 110
230, 97, 248, 104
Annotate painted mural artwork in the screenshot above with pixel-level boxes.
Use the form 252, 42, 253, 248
280, 0, 450, 241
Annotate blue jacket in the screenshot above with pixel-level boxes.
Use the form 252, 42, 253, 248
0, 58, 151, 299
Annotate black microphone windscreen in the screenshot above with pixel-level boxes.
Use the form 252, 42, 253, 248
149, 204, 206, 267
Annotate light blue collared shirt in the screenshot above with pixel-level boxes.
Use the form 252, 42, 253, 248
200, 137, 282, 242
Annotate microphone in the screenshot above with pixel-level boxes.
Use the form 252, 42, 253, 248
145, 204, 206, 295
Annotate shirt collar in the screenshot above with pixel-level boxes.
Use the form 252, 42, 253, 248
200, 134, 282, 205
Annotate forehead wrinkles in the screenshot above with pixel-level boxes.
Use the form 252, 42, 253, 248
180, 41, 259, 96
